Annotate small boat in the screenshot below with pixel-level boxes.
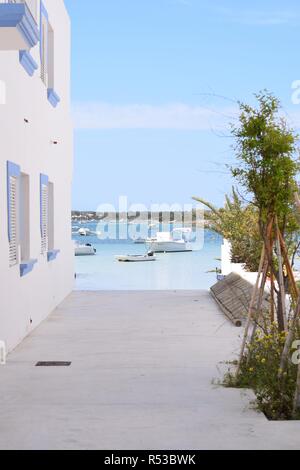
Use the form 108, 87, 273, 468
115, 252, 156, 262
77, 227, 101, 237
133, 237, 147, 244
78, 227, 92, 236
75, 243, 96, 256
146, 228, 193, 253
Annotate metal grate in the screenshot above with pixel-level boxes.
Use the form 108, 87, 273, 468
35, 361, 72, 367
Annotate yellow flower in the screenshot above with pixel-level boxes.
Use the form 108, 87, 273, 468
261, 358, 266, 364
249, 367, 254, 372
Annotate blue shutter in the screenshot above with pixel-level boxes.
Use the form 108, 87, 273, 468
7, 162, 21, 267
40, 174, 49, 254
40, 2, 49, 85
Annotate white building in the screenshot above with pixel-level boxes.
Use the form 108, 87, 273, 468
0, 0, 73, 352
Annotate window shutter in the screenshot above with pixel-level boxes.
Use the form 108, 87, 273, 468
41, 183, 49, 254
41, 16, 48, 86
8, 176, 18, 267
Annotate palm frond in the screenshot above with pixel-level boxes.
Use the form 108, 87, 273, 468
192, 197, 221, 216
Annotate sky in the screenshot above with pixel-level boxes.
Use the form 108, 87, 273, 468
64, 0, 300, 211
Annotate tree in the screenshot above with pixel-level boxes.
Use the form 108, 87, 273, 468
230, 91, 300, 417
231, 91, 300, 331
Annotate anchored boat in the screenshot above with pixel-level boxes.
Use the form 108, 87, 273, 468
75, 243, 96, 256
77, 227, 101, 237
78, 227, 92, 236
115, 252, 156, 262
146, 228, 193, 253
133, 237, 147, 244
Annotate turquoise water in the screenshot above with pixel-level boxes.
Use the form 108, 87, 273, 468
73, 223, 222, 291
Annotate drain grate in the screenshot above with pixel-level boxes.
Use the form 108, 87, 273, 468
35, 361, 72, 367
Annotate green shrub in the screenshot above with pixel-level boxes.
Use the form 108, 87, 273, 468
224, 325, 299, 420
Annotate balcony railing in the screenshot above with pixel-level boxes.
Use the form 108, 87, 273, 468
1, 0, 37, 21
0, 0, 39, 50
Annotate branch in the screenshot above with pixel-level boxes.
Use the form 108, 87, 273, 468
192, 197, 221, 217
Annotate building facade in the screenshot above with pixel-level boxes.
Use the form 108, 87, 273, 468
0, 0, 73, 352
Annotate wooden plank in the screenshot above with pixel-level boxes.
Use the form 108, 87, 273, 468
210, 270, 270, 327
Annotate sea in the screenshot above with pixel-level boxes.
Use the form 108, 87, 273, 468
73, 221, 223, 291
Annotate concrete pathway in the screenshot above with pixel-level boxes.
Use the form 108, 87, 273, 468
0, 290, 299, 450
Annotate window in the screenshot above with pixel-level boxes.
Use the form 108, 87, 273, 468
40, 174, 48, 254
40, 176, 58, 261
40, 2, 49, 86
40, 14, 48, 86
47, 23, 54, 90
39, 3, 60, 106
7, 163, 20, 267
20, 173, 30, 262
48, 181, 54, 252
7, 162, 37, 276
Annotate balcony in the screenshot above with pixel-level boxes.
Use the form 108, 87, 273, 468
0, 1, 39, 51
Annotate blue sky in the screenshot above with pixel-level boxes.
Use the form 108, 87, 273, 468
65, 0, 300, 211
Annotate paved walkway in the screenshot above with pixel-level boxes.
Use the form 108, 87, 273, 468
0, 290, 299, 450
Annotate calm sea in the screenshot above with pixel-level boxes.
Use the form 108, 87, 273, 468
73, 222, 222, 291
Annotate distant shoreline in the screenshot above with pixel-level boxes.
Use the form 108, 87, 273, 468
72, 210, 212, 228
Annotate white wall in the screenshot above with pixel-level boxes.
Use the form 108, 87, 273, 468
220, 239, 259, 286
0, 0, 74, 351
221, 239, 232, 276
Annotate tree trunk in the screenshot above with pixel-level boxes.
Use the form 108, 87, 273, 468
278, 230, 299, 302
276, 291, 286, 333
248, 258, 269, 348
275, 233, 287, 331
270, 268, 275, 323
293, 362, 300, 418
279, 297, 300, 379
235, 246, 266, 379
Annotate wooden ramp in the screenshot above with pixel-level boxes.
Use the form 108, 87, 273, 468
210, 272, 269, 327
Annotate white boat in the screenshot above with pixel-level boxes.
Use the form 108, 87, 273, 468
146, 228, 193, 253
133, 237, 147, 244
75, 243, 96, 256
115, 252, 156, 262
78, 227, 92, 236
77, 227, 101, 237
